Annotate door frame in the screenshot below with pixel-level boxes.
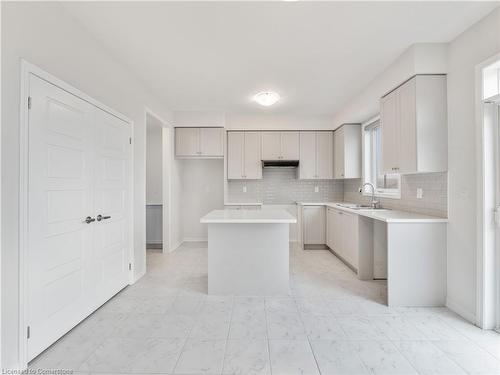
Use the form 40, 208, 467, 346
475, 52, 500, 329
18, 60, 134, 368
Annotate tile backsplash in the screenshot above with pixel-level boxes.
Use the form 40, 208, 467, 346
227, 169, 448, 217
343, 172, 448, 217
227, 168, 344, 204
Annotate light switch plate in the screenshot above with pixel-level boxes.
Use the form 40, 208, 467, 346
243, 186, 247, 193
314, 186, 319, 193
417, 188, 423, 199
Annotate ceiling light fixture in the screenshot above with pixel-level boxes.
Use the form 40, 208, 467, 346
253, 91, 280, 107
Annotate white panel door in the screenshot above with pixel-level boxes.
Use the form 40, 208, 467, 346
92, 108, 131, 308
175, 127, 199, 156
281, 132, 300, 160
27, 75, 95, 360
243, 132, 262, 179
316, 132, 334, 179
227, 132, 244, 179
261, 132, 281, 160
200, 127, 223, 157
381, 91, 399, 173
333, 128, 345, 179
299, 132, 316, 179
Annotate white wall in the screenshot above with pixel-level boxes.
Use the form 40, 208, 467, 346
146, 124, 163, 204
226, 113, 333, 130
1, 2, 171, 367
331, 43, 448, 128
446, 7, 500, 321
181, 159, 225, 241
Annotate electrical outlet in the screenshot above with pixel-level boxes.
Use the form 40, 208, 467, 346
314, 186, 319, 193
243, 186, 247, 193
416, 188, 423, 199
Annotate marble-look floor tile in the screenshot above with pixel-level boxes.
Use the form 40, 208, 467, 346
310, 340, 368, 375
300, 313, 346, 340
404, 314, 465, 340
229, 311, 267, 339
174, 339, 226, 374
352, 340, 418, 375
267, 311, 307, 339
476, 338, 500, 360
189, 312, 231, 339
269, 340, 319, 375
337, 316, 387, 340
394, 340, 467, 374
371, 315, 428, 340
265, 297, 298, 313
222, 339, 270, 375
433, 339, 500, 374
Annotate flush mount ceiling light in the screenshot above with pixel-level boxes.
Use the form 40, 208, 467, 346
253, 91, 280, 107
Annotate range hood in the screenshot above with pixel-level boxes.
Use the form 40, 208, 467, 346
262, 160, 299, 168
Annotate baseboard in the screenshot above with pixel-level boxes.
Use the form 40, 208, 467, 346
132, 269, 146, 284
183, 237, 208, 242
446, 298, 477, 324
169, 240, 184, 252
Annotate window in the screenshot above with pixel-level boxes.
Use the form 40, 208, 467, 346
363, 117, 401, 198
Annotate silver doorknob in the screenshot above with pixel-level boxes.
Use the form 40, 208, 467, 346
97, 214, 111, 221
85, 216, 96, 224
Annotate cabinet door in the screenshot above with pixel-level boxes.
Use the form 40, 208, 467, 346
261, 132, 281, 160
227, 132, 244, 179
381, 91, 399, 173
326, 208, 334, 249
243, 132, 262, 179
200, 127, 223, 156
175, 128, 199, 156
343, 125, 362, 179
299, 132, 317, 179
342, 212, 358, 269
398, 78, 417, 174
303, 206, 326, 245
316, 132, 334, 179
281, 132, 300, 160
331, 210, 344, 256
333, 128, 345, 179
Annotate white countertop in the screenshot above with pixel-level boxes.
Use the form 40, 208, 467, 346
201, 209, 297, 224
297, 202, 448, 223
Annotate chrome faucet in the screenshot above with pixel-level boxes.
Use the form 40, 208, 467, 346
359, 183, 380, 209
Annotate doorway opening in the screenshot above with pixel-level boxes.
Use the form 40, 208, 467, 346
477, 55, 500, 330
146, 111, 168, 252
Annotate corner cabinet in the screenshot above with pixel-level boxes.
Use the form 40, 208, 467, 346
333, 124, 361, 179
381, 75, 447, 174
175, 127, 223, 158
299, 131, 333, 179
227, 131, 262, 180
261, 131, 300, 160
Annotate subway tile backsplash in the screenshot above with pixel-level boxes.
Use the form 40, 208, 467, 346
227, 168, 344, 204
227, 169, 448, 218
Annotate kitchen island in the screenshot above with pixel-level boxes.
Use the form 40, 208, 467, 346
200, 209, 297, 295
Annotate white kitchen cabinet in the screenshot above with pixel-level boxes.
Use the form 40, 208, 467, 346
299, 131, 333, 179
342, 211, 359, 269
303, 206, 326, 245
227, 131, 262, 179
381, 75, 447, 174
175, 127, 223, 157
333, 125, 361, 179
261, 131, 299, 160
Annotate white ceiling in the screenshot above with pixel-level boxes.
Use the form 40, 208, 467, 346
62, 1, 499, 116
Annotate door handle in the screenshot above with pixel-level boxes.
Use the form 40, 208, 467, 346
97, 214, 111, 221
85, 216, 96, 224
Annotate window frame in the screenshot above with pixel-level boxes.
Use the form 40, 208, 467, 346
362, 116, 401, 199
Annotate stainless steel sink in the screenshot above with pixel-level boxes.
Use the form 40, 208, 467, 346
336, 203, 391, 211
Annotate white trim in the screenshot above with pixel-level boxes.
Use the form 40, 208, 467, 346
475, 52, 500, 330
446, 297, 477, 324
18, 60, 134, 369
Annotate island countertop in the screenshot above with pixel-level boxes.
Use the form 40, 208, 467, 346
200, 209, 297, 224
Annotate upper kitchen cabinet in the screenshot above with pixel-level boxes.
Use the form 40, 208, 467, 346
261, 131, 300, 160
299, 131, 333, 179
227, 131, 262, 179
333, 124, 361, 179
381, 75, 447, 174
175, 127, 224, 157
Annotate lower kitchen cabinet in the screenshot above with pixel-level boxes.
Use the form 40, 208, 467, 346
326, 207, 359, 271
302, 206, 326, 246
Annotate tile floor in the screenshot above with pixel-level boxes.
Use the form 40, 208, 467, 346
30, 242, 500, 375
